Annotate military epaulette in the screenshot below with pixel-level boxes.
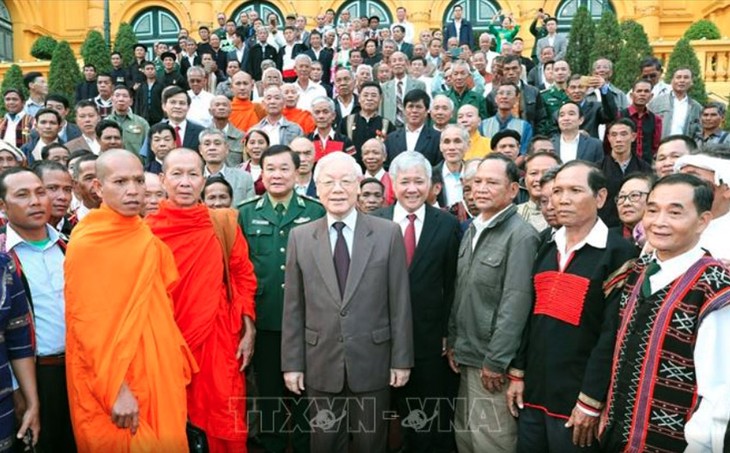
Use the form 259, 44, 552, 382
299, 194, 322, 205
237, 195, 263, 208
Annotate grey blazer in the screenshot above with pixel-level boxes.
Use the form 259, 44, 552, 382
281, 213, 414, 393
647, 92, 702, 138
551, 134, 604, 163
537, 34, 568, 60
380, 76, 427, 124
220, 166, 255, 206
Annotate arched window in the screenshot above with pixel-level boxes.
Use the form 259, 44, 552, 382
337, 0, 393, 27
132, 7, 181, 60
556, 0, 615, 33
443, 0, 502, 32
232, 1, 284, 28
0, 0, 12, 62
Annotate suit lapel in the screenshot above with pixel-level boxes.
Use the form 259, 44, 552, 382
411, 206, 438, 270
312, 219, 342, 304
342, 213, 374, 308
576, 136, 586, 160
415, 128, 430, 151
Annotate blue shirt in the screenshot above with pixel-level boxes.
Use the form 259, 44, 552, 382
6, 225, 66, 356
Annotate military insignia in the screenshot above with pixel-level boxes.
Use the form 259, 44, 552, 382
128, 125, 143, 134
252, 219, 270, 225
293, 217, 311, 224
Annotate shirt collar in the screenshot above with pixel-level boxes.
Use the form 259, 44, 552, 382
406, 124, 424, 135
5, 223, 60, 252
327, 208, 358, 231
652, 243, 705, 268
369, 168, 386, 179
267, 192, 294, 210
474, 203, 512, 229
554, 218, 609, 255
393, 202, 425, 225
261, 116, 284, 127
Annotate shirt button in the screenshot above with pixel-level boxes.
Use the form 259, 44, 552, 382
280, 231, 285, 236
280, 265, 285, 271
340, 309, 347, 317
280, 247, 285, 253
281, 283, 285, 289
338, 335, 344, 342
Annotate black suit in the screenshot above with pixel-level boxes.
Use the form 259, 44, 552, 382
372, 204, 459, 452
397, 42, 414, 59
579, 92, 618, 139
305, 48, 334, 85
134, 80, 164, 125
384, 126, 442, 168
181, 121, 206, 150
247, 42, 278, 81
226, 45, 251, 75
179, 54, 201, 78
334, 94, 359, 130
485, 81, 547, 134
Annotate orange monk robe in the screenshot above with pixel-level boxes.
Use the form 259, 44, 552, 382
146, 201, 256, 449
283, 106, 316, 134
230, 98, 265, 132
64, 204, 196, 453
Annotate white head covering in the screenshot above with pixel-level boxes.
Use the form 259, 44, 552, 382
0, 139, 24, 162
674, 153, 730, 186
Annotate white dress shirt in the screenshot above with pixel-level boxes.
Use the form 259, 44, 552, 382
670, 93, 689, 135
327, 208, 358, 258
393, 203, 425, 246
337, 97, 355, 118
295, 80, 327, 112
405, 124, 424, 152
259, 116, 284, 146
560, 134, 580, 163
2, 111, 24, 144
83, 134, 101, 155
187, 89, 215, 128
169, 119, 188, 145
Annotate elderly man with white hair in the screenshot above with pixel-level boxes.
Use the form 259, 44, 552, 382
308, 96, 356, 161
186, 66, 214, 127
675, 146, 730, 260
253, 85, 303, 146
282, 151, 413, 453
372, 150, 460, 453
293, 54, 327, 112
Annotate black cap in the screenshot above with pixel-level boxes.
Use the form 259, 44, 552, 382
161, 51, 176, 61
133, 43, 148, 52
490, 129, 522, 149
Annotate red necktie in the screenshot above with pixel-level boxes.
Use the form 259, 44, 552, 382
404, 214, 416, 267
174, 125, 182, 147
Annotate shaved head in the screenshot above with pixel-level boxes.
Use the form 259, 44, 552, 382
162, 148, 205, 173
96, 149, 142, 181
93, 149, 145, 216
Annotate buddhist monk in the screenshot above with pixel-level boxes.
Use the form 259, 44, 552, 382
146, 148, 257, 452
230, 71, 265, 132
64, 149, 195, 452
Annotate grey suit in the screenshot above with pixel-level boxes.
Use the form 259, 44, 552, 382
536, 34, 568, 60
218, 166, 255, 206
212, 123, 245, 167
380, 77, 427, 125
551, 134, 604, 163
282, 212, 413, 452
647, 92, 702, 138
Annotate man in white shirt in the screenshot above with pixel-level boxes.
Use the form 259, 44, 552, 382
601, 173, 730, 453
648, 67, 702, 138
553, 102, 604, 163
293, 54, 326, 112
185, 66, 214, 127
390, 7, 415, 44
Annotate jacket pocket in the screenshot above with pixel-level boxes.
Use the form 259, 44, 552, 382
476, 251, 505, 288
305, 328, 318, 346
249, 225, 274, 255
371, 326, 391, 344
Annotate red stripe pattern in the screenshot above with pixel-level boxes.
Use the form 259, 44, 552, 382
533, 271, 590, 326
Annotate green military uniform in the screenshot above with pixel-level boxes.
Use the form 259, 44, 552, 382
445, 87, 488, 123
540, 85, 570, 136
106, 110, 150, 155
238, 191, 325, 453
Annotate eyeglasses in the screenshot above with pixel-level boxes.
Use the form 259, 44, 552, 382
615, 191, 649, 204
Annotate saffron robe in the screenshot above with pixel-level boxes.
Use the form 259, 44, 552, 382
65, 204, 195, 453
146, 201, 257, 443
230, 98, 265, 133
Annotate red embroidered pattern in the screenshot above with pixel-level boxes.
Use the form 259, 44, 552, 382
533, 271, 590, 326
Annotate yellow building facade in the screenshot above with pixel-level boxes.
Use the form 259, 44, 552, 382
2, 0, 730, 99
1, 0, 729, 64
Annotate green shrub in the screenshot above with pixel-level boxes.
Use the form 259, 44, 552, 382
589, 10, 622, 69
683, 19, 721, 40
48, 40, 82, 115
80, 30, 112, 74
114, 23, 138, 68
613, 20, 653, 92
0, 64, 28, 115
30, 35, 58, 60
565, 6, 595, 76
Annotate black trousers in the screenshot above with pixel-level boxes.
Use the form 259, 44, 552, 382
252, 330, 309, 453
394, 355, 457, 453
517, 406, 599, 453
36, 363, 76, 453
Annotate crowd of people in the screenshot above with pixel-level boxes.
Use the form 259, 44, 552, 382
0, 4, 728, 453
